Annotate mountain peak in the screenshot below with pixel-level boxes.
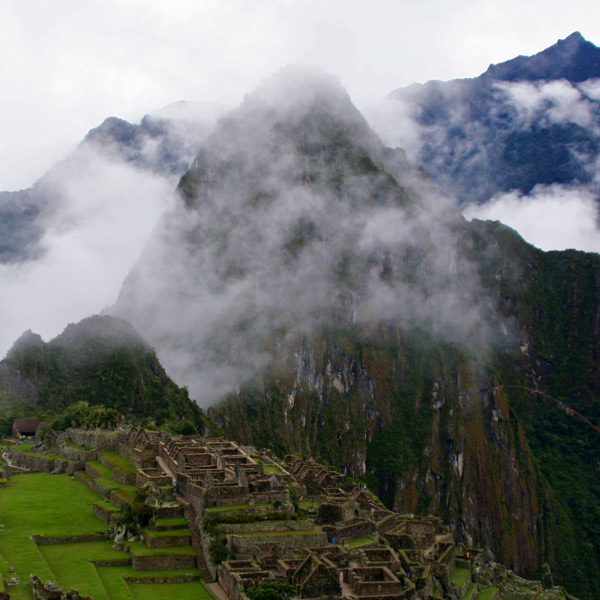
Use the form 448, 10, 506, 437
484, 31, 600, 83
233, 65, 361, 129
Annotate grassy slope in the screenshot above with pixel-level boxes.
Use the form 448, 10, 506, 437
0, 472, 211, 600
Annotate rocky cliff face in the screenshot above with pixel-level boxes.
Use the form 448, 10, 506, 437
111, 67, 600, 599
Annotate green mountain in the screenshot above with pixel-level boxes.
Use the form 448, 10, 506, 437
0, 314, 207, 432
105, 67, 599, 598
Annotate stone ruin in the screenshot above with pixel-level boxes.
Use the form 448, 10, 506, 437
0, 427, 572, 600
30, 575, 91, 600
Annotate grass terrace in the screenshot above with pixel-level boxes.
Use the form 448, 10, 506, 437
452, 567, 470, 587
100, 450, 137, 474
88, 459, 115, 478
463, 582, 477, 600
298, 499, 320, 510
0, 472, 212, 600
13, 442, 73, 462
204, 502, 274, 513
144, 528, 191, 538
152, 517, 188, 529
256, 458, 283, 474
127, 542, 196, 556
477, 588, 499, 600
0, 473, 110, 599
345, 534, 378, 548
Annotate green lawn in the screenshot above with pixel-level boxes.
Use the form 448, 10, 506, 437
345, 534, 378, 548
128, 581, 213, 600
256, 459, 283, 474
452, 567, 470, 587
38, 543, 126, 600
298, 499, 320, 509
0, 472, 211, 600
0, 473, 112, 599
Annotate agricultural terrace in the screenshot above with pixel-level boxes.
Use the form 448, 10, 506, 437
0, 472, 213, 600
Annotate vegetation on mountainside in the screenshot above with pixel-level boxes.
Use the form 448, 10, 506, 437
0, 315, 209, 434
468, 220, 600, 598
213, 219, 600, 600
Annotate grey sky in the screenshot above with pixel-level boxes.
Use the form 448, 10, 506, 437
2, 0, 599, 190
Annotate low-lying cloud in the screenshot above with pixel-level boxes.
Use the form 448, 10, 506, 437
111, 68, 496, 406
0, 148, 175, 357
464, 184, 600, 253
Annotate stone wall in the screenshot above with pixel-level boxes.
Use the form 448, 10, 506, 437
217, 520, 315, 535
376, 514, 398, 535
110, 468, 135, 486
137, 469, 171, 487
31, 534, 105, 545
143, 533, 191, 549
30, 575, 92, 600
109, 490, 131, 509
90, 558, 132, 567
250, 490, 290, 504
7, 450, 79, 475
123, 574, 198, 583
66, 429, 126, 451
55, 442, 96, 463
230, 531, 328, 553
131, 553, 196, 571
93, 502, 121, 525
322, 519, 375, 543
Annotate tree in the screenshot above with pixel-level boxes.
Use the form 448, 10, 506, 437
246, 581, 296, 600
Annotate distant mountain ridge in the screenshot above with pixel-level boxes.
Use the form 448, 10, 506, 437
0, 101, 221, 264
484, 31, 600, 82
370, 32, 600, 207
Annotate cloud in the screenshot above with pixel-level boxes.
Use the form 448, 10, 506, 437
111, 68, 496, 405
463, 184, 600, 253
3, 0, 600, 190
0, 147, 175, 357
497, 79, 595, 127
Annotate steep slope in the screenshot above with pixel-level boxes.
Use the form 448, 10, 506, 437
0, 315, 207, 430
111, 67, 600, 598
213, 221, 600, 598
369, 32, 600, 207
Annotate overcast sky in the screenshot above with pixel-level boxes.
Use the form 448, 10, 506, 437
2, 0, 600, 191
